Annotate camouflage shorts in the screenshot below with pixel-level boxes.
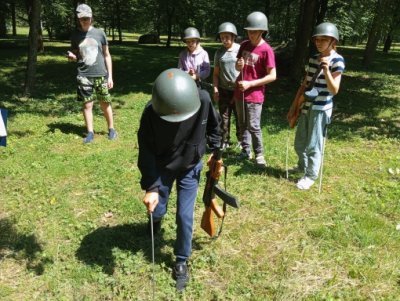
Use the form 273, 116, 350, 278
76, 76, 111, 103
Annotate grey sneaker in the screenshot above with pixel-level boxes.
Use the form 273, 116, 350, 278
174, 261, 189, 292
83, 131, 94, 144
108, 128, 118, 140
255, 155, 267, 167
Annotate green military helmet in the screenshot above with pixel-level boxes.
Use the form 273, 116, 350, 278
312, 22, 339, 42
151, 68, 201, 122
218, 22, 238, 36
182, 27, 200, 40
244, 11, 268, 31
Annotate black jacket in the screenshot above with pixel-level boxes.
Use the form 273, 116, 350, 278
137, 90, 221, 191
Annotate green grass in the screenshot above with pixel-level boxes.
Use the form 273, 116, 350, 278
0, 34, 400, 300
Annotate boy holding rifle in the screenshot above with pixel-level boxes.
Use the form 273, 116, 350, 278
288, 22, 345, 190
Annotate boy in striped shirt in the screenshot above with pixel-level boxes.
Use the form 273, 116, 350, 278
294, 22, 345, 190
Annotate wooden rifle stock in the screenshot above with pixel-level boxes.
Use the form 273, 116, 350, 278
287, 85, 306, 128
201, 199, 224, 237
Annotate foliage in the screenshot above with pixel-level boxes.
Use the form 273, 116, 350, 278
0, 33, 400, 300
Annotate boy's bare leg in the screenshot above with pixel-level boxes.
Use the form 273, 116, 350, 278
100, 101, 114, 130
83, 101, 94, 133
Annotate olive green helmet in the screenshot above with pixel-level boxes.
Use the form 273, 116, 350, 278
244, 11, 268, 31
151, 68, 201, 122
182, 27, 200, 40
312, 22, 339, 42
218, 22, 237, 36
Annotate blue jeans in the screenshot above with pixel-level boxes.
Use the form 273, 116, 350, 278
294, 109, 330, 180
235, 99, 264, 157
153, 161, 203, 261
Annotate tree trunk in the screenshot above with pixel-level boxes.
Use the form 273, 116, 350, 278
24, 0, 41, 97
362, 0, 394, 67
0, 2, 7, 37
290, 0, 318, 81
12, 2, 17, 36
316, 0, 328, 25
382, 32, 392, 53
116, 0, 122, 43
264, 0, 271, 19
164, 1, 175, 48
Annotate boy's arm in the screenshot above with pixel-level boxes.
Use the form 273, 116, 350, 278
102, 44, 113, 89
249, 66, 277, 87
238, 67, 276, 91
321, 61, 342, 95
212, 65, 220, 100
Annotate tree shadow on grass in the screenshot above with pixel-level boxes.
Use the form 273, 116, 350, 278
223, 149, 285, 178
76, 223, 174, 275
47, 122, 85, 136
0, 217, 53, 275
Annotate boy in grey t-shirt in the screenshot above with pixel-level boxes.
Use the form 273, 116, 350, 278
213, 22, 240, 149
67, 4, 117, 144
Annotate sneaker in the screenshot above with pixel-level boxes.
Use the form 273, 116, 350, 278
147, 218, 162, 237
83, 131, 94, 144
255, 155, 267, 167
296, 176, 315, 190
238, 149, 253, 160
108, 128, 118, 140
174, 261, 189, 292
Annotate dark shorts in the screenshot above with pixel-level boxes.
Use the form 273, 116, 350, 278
76, 76, 111, 103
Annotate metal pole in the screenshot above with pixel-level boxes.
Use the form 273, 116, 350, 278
318, 126, 328, 194
285, 129, 289, 179
150, 212, 155, 300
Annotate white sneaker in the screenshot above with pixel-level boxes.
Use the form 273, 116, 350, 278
296, 176, 315, 190
255, 155, 267, 167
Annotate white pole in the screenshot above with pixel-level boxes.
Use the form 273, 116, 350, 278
318, 126, 328, 194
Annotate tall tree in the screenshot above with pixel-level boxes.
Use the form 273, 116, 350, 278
382, 1, 400, 53
0, 1, 8, 37
24, 0, 41, 96
290, 0, 319, 81
362, 0, 395, 67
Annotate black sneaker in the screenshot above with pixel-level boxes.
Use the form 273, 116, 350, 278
147, 219, 161, 237
174, 261, 189, 292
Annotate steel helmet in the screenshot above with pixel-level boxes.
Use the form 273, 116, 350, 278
244, 11, 268, 31
151, 68, 201, 122
312, 22, 339, 42
182, 27, 200, 40
218, 22, 237, 36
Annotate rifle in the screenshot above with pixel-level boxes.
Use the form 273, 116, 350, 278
287, 85, 306, 128
287, 65, 322, 128
201, 147, 239, 238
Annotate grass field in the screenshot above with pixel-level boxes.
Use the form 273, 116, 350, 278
0, 34, 400, 300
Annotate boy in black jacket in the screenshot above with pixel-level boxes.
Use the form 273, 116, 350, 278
137, 68, 221, 291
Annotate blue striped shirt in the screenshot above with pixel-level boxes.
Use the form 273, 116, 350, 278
301, 51, 345, 115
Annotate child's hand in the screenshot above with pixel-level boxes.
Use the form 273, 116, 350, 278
143, 191, 159, 213
213, 89, 219, 102
66, 51, 77, 61
319, 57, 329, 71
238, 80, 251, 91
188, 69, 198, 80
237, 57, 244, 70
